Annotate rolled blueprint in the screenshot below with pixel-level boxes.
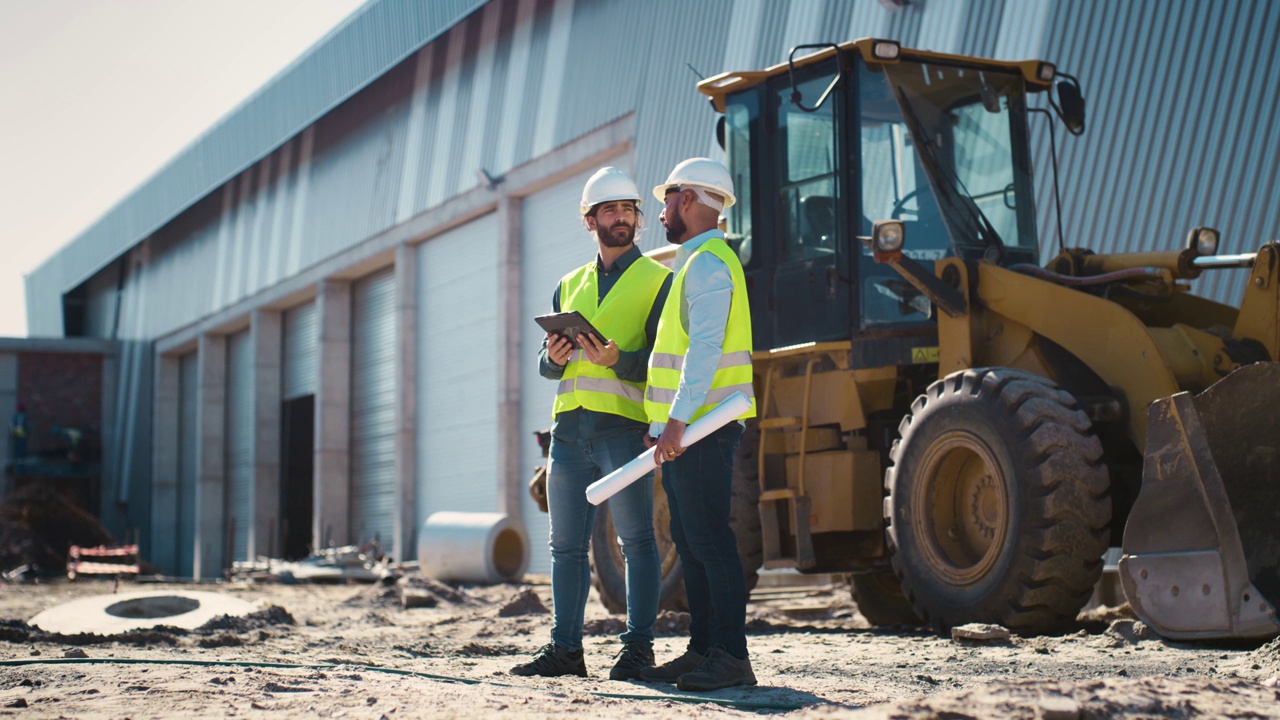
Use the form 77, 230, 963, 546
585, 391, 752, 506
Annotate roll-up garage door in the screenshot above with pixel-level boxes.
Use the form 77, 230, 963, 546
225, 330, 253, 563
282, 302, 318, 400
350, 269, 398, 549
177, 352, 199, 578
417, 213, 499, 531
518, 167, 616, 574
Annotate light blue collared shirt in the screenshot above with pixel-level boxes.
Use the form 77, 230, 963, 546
649, 229, 735, 437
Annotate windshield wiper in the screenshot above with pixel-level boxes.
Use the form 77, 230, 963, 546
893, 85, 1007, 261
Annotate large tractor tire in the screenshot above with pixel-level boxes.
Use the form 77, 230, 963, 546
591, 423, 762, 614
851, 571, 922, 627
885, 368, 1111, 635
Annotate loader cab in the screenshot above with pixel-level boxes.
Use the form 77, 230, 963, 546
716, 44, 1041, 357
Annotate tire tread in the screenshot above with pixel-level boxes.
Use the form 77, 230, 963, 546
885, 367, 1112, 635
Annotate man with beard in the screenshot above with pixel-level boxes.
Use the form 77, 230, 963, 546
511, 167, 671, 680
641, 158, 756, 691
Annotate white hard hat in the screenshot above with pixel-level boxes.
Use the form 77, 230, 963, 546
652, 157, 736, 210
580, 167, 642, 215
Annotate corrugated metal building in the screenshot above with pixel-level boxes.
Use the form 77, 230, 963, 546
27, 0, 1280, 577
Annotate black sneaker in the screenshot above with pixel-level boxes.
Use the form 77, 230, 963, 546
637, 647, 706, 684
608, 642, 655, 681
509, 643, 587, 678
675, 646, 756, 691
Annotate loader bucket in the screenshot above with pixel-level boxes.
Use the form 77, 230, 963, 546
1119, 361, 1280, 640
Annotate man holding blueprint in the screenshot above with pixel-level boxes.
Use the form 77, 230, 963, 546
510, 167, 671, 681
642, 158, 757, 691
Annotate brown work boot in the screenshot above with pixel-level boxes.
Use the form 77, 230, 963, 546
509, 643, 587, 678
637, 647, 706, 684
676, 646, 756, 691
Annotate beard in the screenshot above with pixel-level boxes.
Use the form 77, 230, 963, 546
663, 206, 687, 244
596, 220, 635, 248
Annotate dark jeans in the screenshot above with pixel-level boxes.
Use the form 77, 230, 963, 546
660, 421, 747, 658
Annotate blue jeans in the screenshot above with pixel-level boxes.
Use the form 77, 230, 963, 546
661, 422, 747, 658
547, 428, 659, 650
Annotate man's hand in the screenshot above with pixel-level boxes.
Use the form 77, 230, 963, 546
546, 333, 574, 366
580, 333, 619, 367
653, 419, 686, 465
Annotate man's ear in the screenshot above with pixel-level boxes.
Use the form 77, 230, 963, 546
584, 214, 597, 232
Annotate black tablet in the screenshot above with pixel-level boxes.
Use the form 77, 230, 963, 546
534, 311, 606, 347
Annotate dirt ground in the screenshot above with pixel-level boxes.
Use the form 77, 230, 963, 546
1, 574, 1279, 719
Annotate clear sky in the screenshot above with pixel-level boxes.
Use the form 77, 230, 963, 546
0, 0, 367, 338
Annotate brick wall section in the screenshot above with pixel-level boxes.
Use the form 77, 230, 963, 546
15, 352, 103, 460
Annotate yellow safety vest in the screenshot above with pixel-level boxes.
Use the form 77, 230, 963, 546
553, 256, 670, 423
645, 237, 756, 424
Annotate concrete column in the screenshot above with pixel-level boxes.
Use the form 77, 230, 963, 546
193, 333, 227, 579
150, 353, 181, 574
497, 195, 523, 524
98, 348, 122, 539
251, 309, 283, 558
0, 352, 15, 498
394, 245, 417, 562
314, 280, 351, 550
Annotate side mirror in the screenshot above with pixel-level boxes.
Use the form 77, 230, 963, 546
1054, 76, 1086, 135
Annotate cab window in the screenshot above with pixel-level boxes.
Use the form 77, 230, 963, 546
776, 71, 840, 263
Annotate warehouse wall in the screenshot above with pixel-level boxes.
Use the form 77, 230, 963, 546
50, 0, 1280, 343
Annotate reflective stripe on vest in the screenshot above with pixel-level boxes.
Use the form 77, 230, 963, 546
552, 255, 670, 423
649, 350, 752, 373
644, 237, 756, 424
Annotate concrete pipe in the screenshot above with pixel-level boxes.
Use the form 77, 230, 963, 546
418, 511, 529, 584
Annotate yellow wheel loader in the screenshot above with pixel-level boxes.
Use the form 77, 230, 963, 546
668, 38, 1277, 640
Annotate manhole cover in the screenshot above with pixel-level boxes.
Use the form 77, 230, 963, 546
105, 595, 201, 619
30, 591, 256, 634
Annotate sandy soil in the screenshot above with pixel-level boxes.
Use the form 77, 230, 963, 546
1, 575, 1279, 719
